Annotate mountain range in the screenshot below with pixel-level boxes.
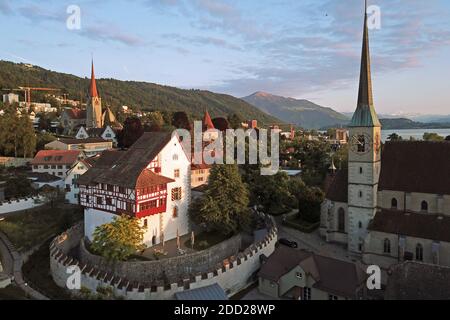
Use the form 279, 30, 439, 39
242, 92, 349, 130
0, 61, 280, 126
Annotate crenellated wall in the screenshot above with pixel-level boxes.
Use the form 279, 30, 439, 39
50, 214, 278, 300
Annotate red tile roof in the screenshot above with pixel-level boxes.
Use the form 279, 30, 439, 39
65, 108, 86, 120
31, 150, 82, 165
203, 111, 215, 130
379, 141, 450, 195
136, 169, 174, 188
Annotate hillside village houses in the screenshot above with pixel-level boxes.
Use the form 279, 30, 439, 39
319, 1, 450, 284
65, 156, 98, 205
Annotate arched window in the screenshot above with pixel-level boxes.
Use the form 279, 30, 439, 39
391, 198, 398, 209
358, 221, 363, 229
416, 244, 423, 261
383, 239, 391, 254
338, 208, 345, 232
421, 201, 428, 212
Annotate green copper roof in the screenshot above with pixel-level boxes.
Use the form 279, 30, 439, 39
350, 0, 381, 128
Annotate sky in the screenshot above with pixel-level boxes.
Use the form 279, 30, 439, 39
0, 0, 450, 115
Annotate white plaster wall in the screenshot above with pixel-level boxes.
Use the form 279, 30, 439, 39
0, 196, 46, 215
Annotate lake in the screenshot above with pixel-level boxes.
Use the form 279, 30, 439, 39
381, 129, 450, 142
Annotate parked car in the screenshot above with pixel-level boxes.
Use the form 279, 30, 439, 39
278, 238, 298, 248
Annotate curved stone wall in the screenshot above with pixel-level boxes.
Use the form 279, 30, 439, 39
50, 214, 278, 300
78, 233, 242, 283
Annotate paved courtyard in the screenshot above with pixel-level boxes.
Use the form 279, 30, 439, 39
139, 234, 197, 260
275, 216, 355, 262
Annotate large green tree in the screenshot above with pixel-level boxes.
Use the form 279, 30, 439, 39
296, 186, 325, 223
91, 215, 145, 261
0, 106, 36, 158
189, 164, 251, 235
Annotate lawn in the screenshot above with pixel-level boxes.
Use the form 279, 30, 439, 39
283, 214, 320, 233
0, 204, 83, 252
184, 231, 233, 251
22, 239, 74, 300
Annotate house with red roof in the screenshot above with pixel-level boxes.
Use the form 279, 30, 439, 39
31, 150, 85, 179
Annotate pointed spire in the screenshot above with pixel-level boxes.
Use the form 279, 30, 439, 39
90, 59, 99, 98
350, 0, 381, 127
203, 110, 215, 131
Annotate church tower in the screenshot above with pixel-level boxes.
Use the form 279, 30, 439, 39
86, 60, 103, 129
347, 0, 382, 254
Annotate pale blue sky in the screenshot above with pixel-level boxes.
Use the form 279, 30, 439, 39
0, 0, 449, 115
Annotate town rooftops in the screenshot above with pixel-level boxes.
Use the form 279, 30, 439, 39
259, 246, 365, 298
64, 108, 86, 120
27, 172, 63, 183
368, 209, 450, 243
379, 141, 450, 195
385, 262, 450, 300
31, 150, 82, 165
77, 132, 175, 188
57, 138, 110, 145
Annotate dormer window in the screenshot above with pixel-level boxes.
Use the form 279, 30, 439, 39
296, 272, 303, 279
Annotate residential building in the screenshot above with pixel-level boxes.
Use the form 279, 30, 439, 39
27, 172, 65, 190
60, 108, 87, 135
258, 246, 366, 300
2, 93, 19, 104
31, 150, 85, 179
45, 138, 113, 157
78, 132, 191, 248
76, 125, 118, 146
191, 163, 211, 188
65, 157, 98, 204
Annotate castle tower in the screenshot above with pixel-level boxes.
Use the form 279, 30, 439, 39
86, 60, 103, 129
347, 0, 382, 254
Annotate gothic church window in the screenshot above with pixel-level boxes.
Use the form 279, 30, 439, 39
391, 198, 398, 209
416, 244, 424, 261
338, 208, 345, 232
421, 201, 428, 212
383, 239, 391, 254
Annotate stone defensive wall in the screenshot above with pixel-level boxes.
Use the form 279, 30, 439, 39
50, 214, 278, 300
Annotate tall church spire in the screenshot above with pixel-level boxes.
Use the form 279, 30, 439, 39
350, 0, 381, 127
90, 60, 99, 98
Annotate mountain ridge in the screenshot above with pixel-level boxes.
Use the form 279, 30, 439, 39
0, 60, 281, 125
242, 91, 349, 129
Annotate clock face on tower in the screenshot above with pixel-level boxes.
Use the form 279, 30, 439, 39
350, 134, 372, 154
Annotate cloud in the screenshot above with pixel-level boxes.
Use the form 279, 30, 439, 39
162, 33, 243, 51
0, 0, 12, 15
80, 25, 146, 46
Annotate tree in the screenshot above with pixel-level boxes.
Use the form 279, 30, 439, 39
244, 169, 296, 215
212, 117, 230, 131
0, 106, 36, 158
446, 135, 450, 141
296, 186, 324, 223
227, 113, 244, 129
172, 111, 192, 130
423, 132, 444, 142
91, 215, 145, 261
117, 117, 144, 148
387, 133, 402, 141
189, 164, 251, 235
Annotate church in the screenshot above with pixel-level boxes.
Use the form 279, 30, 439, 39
61, 61, 122, 135
319, 2, 450, 280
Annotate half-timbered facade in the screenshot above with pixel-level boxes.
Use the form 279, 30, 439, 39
78, 132, 191, 247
